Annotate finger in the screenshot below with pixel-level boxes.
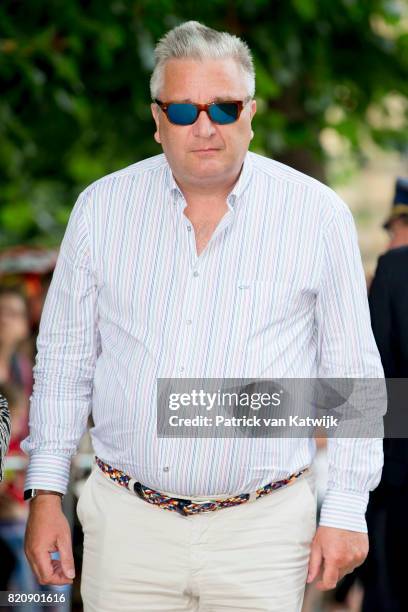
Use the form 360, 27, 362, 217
307, 541, 323, 583
43, 562, 73, 586
32, 547, 58, 584
317, 561, 339, 591
36, 561, 73, 586
29, 558, 45, 585
338, 564, 356, 582
56, 537, 76, 580
50, 560, 74, 585
51, 559, 64, 576
31, 548, 73, 586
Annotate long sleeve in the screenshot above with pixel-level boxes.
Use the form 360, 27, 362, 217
315, 200, 385, 532
20, 191, 99, 494
0, 393, 11, 482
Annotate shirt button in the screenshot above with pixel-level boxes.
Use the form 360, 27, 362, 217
179, 366, 185, 372
193, 271, 199, 277
187, 225, 192, 231
186, 319, 192, 325
163, 466, 169, 472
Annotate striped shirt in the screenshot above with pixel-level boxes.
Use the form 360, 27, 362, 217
21, 151, 384, 532
0, 393, 11, 481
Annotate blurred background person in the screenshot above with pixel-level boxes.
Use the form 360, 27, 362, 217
0, 391, 15, 590
0, 381, 68, 611
0, 286, 37, 606
360, 182, 408, 611
0, 278, 73, 609
0, 383, 29, 516
335, 179, 408, 611
326, 177, 408, 611
0, 382, 38, 596
383, 178, 408, 251
0, 286, 34, 398
359, 243, 408, 612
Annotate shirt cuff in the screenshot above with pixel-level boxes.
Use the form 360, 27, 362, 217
319, 488, 369, 533
23, 453, 71, 495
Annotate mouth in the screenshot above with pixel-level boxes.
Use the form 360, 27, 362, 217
191, 148, 221, 153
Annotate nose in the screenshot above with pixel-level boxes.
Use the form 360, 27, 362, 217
192, 109, 216, 138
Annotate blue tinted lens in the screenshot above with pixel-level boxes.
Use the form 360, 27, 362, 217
167, 103, 198, 125
209, 103, 239, 124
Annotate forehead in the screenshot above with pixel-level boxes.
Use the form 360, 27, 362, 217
161, 58, 248, 102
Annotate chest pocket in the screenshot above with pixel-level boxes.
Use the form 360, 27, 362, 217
239, 280, 295, 331
232, 281, 295, 376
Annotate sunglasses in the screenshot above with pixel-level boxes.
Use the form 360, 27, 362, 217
154, 97, 251, 126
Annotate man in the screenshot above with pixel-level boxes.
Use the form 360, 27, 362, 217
331, 177, 408, 610
360, 244, 408, 612
22, 21, 384, 611
371, 177, 408, 372
383, 177, 408, 250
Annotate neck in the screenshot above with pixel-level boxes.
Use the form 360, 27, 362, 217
179, 186, 230, 207
174, 164, 244, 205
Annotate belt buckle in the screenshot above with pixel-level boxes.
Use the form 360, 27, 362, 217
130, 479, 143, 497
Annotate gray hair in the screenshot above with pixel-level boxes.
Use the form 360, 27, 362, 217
150, 21, 255, 100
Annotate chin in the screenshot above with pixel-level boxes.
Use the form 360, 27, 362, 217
190, 159, 226, 175
193, 171, 227, 184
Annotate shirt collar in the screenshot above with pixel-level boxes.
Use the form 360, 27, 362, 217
165, 150, 254, 211
165, 163, 184, 200
226, 151, 253, 210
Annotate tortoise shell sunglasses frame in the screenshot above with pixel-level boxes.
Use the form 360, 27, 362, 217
154, 97, 252, 126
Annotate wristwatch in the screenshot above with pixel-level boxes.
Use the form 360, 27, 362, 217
24, 489, 64, 501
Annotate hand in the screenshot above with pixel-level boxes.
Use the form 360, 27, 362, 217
306, 525, 368, 591
24, 495, 75, 586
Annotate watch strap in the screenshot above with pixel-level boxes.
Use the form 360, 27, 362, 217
24, 489, 64, 501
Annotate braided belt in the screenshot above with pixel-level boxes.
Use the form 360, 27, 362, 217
95, 456, 309, 517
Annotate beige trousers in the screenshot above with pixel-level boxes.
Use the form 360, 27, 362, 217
77, 465, 317, 612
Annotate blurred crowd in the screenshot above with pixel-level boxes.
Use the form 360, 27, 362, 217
0, 285, 34, 592
0, 284, 72, 610
0, 177, 407, 611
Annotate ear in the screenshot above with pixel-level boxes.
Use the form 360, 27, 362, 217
151, 102, 161, 144
250, 98, 257, 120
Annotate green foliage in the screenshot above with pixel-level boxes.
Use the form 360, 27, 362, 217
1, 0, 407, 246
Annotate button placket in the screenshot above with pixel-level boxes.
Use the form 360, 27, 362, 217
170, 265, 203, 379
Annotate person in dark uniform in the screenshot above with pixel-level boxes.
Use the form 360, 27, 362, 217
330, 177, 408, 611
361, 242, 408, 611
